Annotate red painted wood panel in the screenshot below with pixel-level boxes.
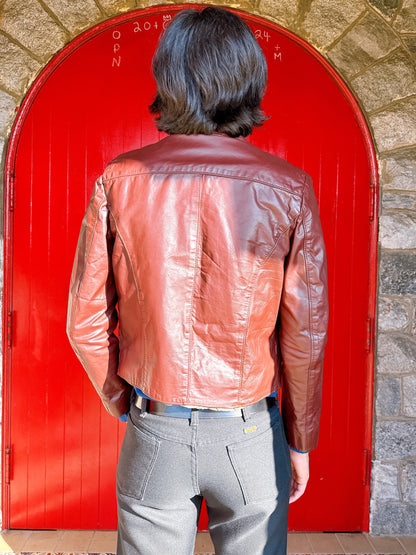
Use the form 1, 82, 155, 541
4, 5, 377, 531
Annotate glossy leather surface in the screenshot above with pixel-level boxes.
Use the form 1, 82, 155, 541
67, 133, 328, 451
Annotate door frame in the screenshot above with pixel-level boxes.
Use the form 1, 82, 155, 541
2, 4, 379, 531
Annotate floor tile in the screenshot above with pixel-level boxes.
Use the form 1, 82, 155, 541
55, 529, 95, 551
0, 529, 32, 551
20, 529, 64, 551
398, 536, 416, 553
368, 535, 407, 553
0, 538, 13, 553
2, 529, 416, 554
336, 532, 377, 554
287, 531, 314, 554
88, 530, 117, 552
307, 532, 345, 553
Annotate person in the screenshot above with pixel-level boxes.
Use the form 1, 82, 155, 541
67, 6, 328, 555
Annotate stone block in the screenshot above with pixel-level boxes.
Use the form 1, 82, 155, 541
403, 375, 416, 416
207, 0, 256, 7
375, 420, 416, 459
370, 501, 416, 535
136, 0, 175, 6
0, 91, 17, 135
298, 0, 365, 50
327, 11, 400, 77
0, 137, 5, 164
99, 0, 137, 14
403, 35, 416, 55
380, 148, 416, 191
394, 0, 416, 32
380, 213, 416, 249
380, 251, 416, 295
0, 34, 41, 95
351, 49, 416, 112
402, 460, 416, 502
367, 0, 400, 19
371, 461, 400, 500
257, 0, 300, 28
413, 306, 416, 335
399, 505, 416, 535
375, 376, 401, 416
377, 333, 416, 374
370, 96, 416, 152
43, 0, 102, 35
378, 296, 411, 331
382, 192, 416, 210
0, 0, 68, 60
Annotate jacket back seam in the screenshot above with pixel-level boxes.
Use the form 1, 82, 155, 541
186, 178, 203, 403
108, 210, 148, 374
237, 224, 292, 404
103, 171, 304, 199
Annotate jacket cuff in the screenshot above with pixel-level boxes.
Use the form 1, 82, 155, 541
102, 383, 132, 417
289, 446, 309, 454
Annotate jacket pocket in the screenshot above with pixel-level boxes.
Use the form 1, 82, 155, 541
117, 416, 160, 500
226, 414, 291, 505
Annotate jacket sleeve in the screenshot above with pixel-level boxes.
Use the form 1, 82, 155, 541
66, 178, 132, 417
279, 175, 329, 453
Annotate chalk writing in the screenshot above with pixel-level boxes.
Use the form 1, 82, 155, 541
133, 20, 159, 32
112, 29, 121, 67
254, 29, 270, 42
274, 44, 282, 62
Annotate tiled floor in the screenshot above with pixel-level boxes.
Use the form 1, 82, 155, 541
0, 530, 415, 554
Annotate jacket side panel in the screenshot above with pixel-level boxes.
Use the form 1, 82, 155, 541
66, 179, 132, 416
187, 176, 292, 407
106, 173, 202, 403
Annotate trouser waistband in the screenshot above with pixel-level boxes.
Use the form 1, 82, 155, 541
134, 395, 276, 419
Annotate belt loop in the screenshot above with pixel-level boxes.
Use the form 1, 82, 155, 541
241, 407, 250, 422
190, 408, 199, 426
138, 396, 149, 417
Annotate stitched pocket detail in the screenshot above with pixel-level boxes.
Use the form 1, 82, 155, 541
117, 417, 160, 500
226, 416, 290, 505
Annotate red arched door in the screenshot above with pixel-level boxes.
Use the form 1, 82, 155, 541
3, 4, 377, 531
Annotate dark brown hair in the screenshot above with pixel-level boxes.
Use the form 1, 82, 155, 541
149, 6, 267, 137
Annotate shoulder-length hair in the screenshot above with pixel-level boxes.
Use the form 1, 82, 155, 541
149, 6, 268, 137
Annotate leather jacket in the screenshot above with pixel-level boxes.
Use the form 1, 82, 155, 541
67, 133, 328, 452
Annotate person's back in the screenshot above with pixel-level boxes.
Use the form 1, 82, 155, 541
67, 7, 328, 554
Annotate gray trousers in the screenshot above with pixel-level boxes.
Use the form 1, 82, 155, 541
117, 400, 291, 555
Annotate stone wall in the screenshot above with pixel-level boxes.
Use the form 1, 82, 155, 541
1, 0, 416, 535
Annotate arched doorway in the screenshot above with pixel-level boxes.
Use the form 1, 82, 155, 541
3, 4, 378, 531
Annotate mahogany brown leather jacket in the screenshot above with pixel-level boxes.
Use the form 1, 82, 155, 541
67, 133, 328, 452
